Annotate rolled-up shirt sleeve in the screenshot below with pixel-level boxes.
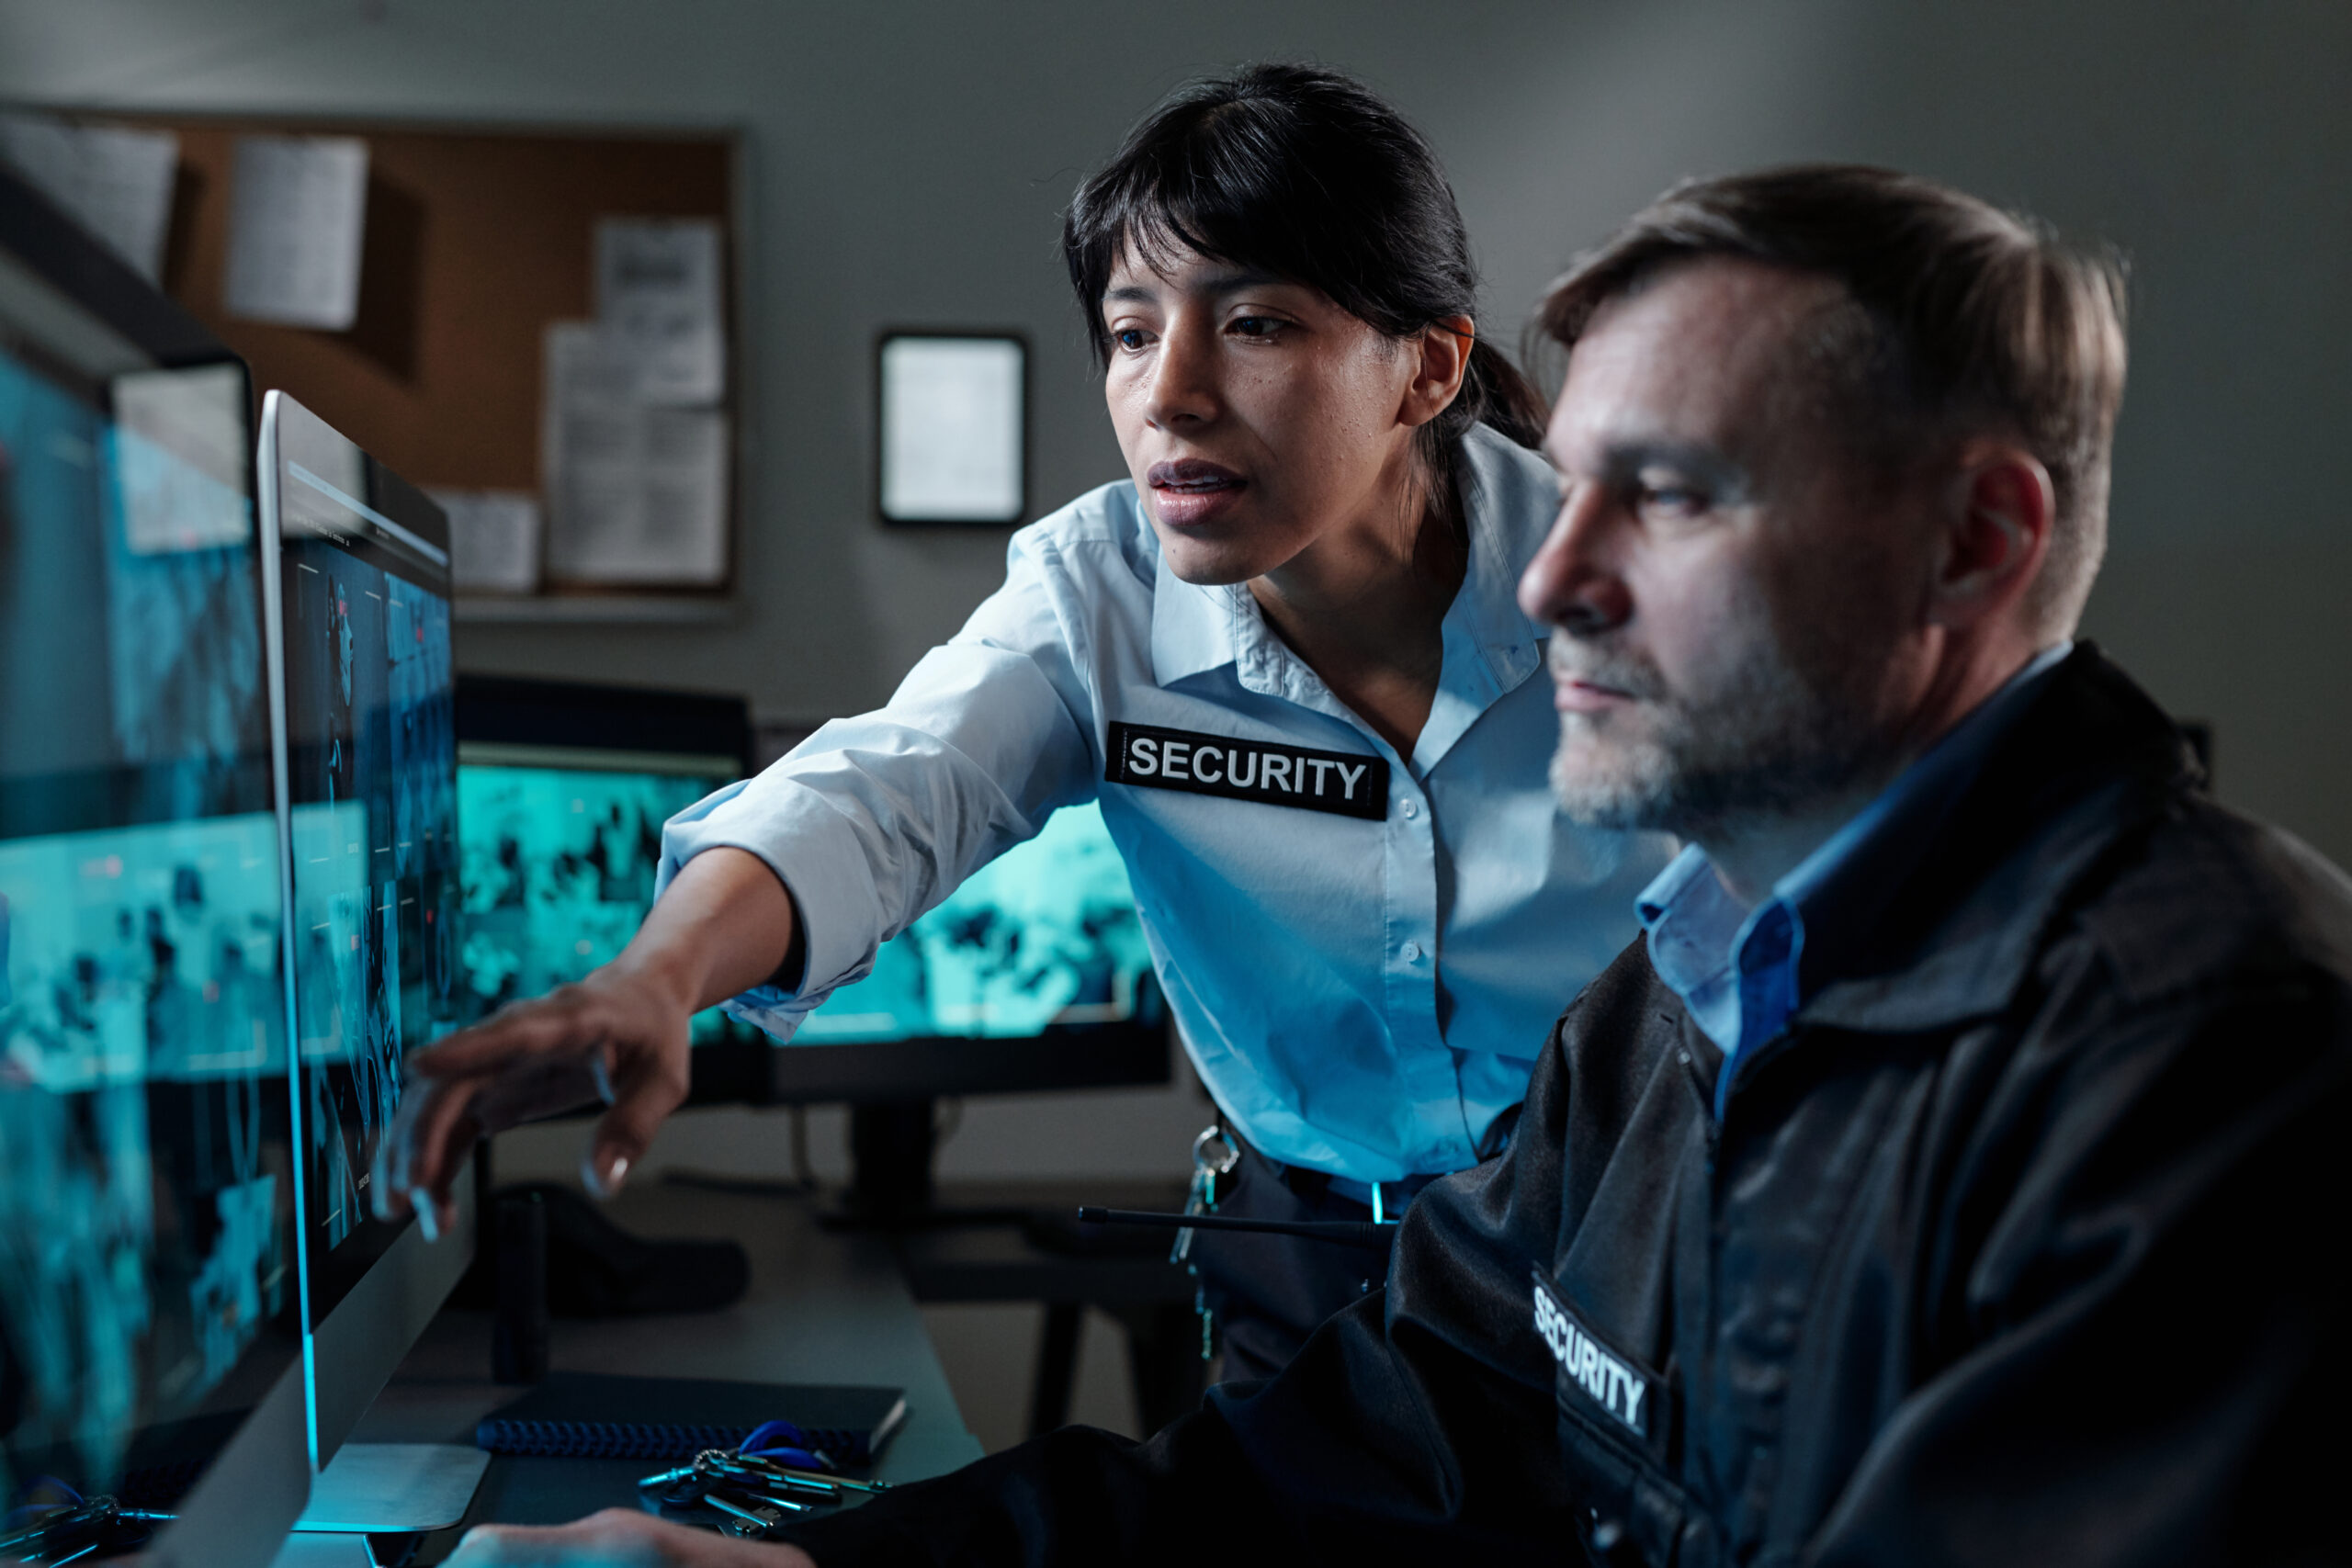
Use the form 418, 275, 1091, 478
656, 527, 1106, 1041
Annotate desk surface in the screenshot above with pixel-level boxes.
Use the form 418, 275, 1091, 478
339, 1179, 981, 1539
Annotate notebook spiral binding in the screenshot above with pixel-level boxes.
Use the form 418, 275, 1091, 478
474, 1418, 870, 1464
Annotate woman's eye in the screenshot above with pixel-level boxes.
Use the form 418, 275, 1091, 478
1112, 328, 1151, 352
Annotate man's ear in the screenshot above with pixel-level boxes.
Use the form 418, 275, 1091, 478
1927, 440, 2054, 629
1399, 314, 1476, 430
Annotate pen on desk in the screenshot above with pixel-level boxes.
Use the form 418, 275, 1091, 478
747, 1461, 889, 1495
713, 1451, 890, 1495
645, 1450, 890, 1498
1076, 1206, 1396, 1248
706, 1457, 837, 1495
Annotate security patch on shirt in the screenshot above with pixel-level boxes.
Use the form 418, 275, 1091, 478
1532, 1268, 1658, 1441
1105, 721, 1387, 820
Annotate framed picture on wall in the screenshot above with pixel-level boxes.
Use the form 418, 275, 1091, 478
876, 331, 1027, 525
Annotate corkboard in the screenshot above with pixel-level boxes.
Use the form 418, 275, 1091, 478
96, 113, 738, 599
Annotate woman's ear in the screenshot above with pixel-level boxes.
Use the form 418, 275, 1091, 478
1926, 439, 2055, 629
1399, 314, 1476, 429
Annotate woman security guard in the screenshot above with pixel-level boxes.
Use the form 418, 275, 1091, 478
380, 64, 1670, 1381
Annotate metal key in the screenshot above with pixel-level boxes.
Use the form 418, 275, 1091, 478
1175, 1124, 1240, 1359
706, 1493, 794, 1540
1171, 1124, 1239, 1266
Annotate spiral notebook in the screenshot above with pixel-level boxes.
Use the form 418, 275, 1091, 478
475, 1371, 908, 1466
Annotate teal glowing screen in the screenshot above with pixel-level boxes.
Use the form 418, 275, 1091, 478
795, 801, 1150, 1043
456, 761, 741, 1043
455, 759, 1149, 1047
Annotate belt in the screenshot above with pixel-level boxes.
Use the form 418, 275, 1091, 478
1236, 1139, 1447, 1222
1221, 1103, 1520, 1220
1320, 1168, 1442, 1219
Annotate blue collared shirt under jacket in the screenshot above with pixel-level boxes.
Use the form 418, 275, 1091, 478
1637, 641, 2075, 1120
659, 426, 1673, 1183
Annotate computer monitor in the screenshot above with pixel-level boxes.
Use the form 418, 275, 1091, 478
772, 797, 1169, 1097
255, 391, 474, 1475
0, 163, 310, 1567
771, 794, 1170, 1217
451, 674, 752, 1051
450, 680, 1168, 1215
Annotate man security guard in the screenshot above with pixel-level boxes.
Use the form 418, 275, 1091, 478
443, 164, 2352, 1565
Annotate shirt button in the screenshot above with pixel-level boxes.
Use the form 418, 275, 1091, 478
1401, 800, 1419, 818
1401, 941, 1422, 962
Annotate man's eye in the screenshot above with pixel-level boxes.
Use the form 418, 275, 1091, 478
1112, 328, 1151, 352
1638, 481, 1705, 515
1228, 316, 1287, 340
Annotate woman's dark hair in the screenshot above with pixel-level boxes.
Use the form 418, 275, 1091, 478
1063, 63, 1547, 512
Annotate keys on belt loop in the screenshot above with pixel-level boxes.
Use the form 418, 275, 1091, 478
1176, 1123, 1240, 1360
1173, 1123, 1240, 1265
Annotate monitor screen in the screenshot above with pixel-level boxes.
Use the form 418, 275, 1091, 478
261, 397, 459, 1326
795, 800, 1152, 1043
0, 284, 301, 1517
445, 675, 1164, 1111
454, 743, 741, 1043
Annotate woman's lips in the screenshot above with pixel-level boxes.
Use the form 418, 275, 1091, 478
1148, 459, 1247, 528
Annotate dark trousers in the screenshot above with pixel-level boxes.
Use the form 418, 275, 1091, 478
1188, 1145, 1399, 1384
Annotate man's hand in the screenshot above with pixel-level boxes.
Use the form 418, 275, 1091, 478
374, 847, 797, 1234
443, 1508, 818, 1566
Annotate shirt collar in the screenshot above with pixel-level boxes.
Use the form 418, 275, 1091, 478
1774, 638, 2074, 988
1635, 640, 2075, 1057
1148, 537, 1246, 688
1447, 424, 1554, 689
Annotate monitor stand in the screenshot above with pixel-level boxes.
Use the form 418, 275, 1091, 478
841, 1099, 936, 1221
289, 1442, 491, 1534
821, 1100, 1030, 1231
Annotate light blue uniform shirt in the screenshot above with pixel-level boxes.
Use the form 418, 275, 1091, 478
1637, 641, 2075, 1119
659, 426, 1672, 1182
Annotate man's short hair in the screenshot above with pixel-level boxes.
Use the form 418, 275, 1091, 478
1537, 165, 2129, 634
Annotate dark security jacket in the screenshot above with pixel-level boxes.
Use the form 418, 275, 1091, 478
786, 647, 2352, 1567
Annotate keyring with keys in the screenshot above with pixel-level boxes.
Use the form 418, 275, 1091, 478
1174, 1124, 1241, 1359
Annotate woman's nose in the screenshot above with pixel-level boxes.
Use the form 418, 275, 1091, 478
1144, 325, 1218, 429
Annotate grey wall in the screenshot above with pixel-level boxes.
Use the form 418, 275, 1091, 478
5, 0, 2348, 987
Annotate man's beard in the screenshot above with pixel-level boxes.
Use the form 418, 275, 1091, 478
1548, 637, 1895, 841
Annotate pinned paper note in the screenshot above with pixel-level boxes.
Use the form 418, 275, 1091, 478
427, 489, 543, 595
879, 335, 1025, 523
0, 113, 178, 282
541, 322, 727, 585
594, 218, 726, 405
111, 365, 255, 554
223, 134, 369, 331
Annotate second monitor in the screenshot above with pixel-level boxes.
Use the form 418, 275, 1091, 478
452, 674, 752, 1047
451, 678, 1170, 1213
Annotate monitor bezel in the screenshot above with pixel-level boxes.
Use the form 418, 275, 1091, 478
257, 389, 473, 1472
455, 672, 753, 777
